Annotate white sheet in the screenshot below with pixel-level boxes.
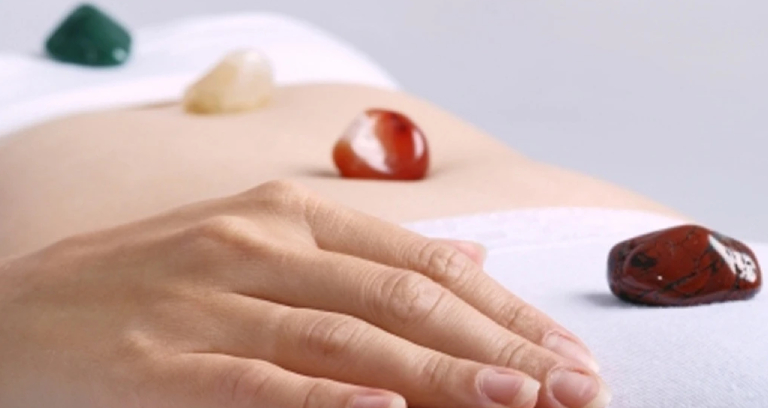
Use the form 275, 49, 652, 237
406, 208, 767, 407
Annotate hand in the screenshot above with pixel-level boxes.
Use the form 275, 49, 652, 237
0, 180, 609, 408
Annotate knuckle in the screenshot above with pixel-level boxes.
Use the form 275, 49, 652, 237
185, 216, 266, 254
419, 353, 454, 392
251, 179, 306, 197
497, 300, 537, 333
496, 339, 532, 369
118, 327, 158, 360
378, 272, 447, 326
249, 180, 312, 209
301, 381, 332, 408
222, 361, 273, 407
172, 216, 282, 273
418, 241, 477, 286
189, 215, 251, 243
301, 314, 366, 359
242, 180, 326, 226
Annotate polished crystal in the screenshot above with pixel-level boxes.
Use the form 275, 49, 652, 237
45, 4, 131, 67
183, 50, 275, 114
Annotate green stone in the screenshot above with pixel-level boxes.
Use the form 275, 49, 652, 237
45, 4, 132, 67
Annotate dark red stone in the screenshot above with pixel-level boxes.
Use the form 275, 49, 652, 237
333, 109, 429, 180
608, 225, 762, 306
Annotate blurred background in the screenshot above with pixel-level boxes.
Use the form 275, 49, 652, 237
1, 0, 766, 240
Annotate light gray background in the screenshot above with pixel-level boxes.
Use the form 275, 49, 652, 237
2, 0, 767, 240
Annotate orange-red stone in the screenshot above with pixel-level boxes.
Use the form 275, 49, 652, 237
608, 225, 762, 306
333, 109, 429, 180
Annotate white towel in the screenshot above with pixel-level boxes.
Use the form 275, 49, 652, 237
406, 208, 767, 407
0, 12, 398, 138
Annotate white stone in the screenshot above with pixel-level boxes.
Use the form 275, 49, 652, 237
183, 49, 275, 114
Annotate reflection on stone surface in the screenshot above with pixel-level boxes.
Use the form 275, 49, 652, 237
333, 109, 429, 180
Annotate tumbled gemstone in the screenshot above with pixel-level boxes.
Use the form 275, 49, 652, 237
183, 49, 274, 114
607, 225, 762, 306
45, 4, 131, 67
333, 109, 430, 180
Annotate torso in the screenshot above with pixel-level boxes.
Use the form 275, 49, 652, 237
0, 84, 685, 257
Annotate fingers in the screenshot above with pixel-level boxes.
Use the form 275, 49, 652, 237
437, 239, 487, 265
211, 181, 608, 407
207, 296, 541, 408
232, 249, 553, 373
227, 250, 606, 408
302, 198, 598, 371
161, 353, 406, 408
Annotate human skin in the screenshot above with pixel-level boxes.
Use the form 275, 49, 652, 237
0, 84, 678, 408
0, 83, 684, 258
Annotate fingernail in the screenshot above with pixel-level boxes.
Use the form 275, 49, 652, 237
452, 240, 487, 264
543, 333, 600, 373
351, 394, 407, 408
549, 369, 611, 408
478, 368, 540, 407
474, 243, 488, 264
